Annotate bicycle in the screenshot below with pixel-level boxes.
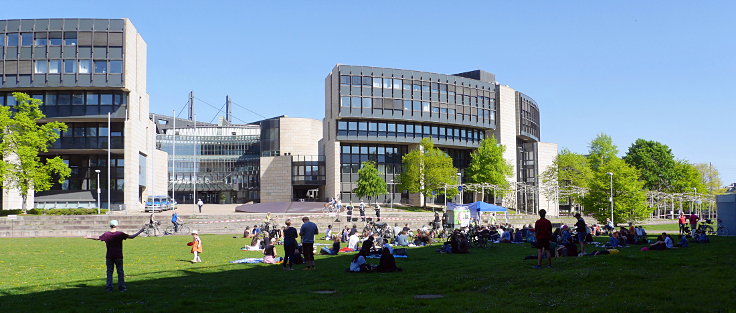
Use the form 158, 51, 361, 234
693, 219, 716, 236
716, 219, 726, 236
322, 203, 339, 214
165, 222, 191, 235
142, 221, 163, 237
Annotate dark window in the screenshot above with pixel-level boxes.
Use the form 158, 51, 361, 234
94, 60, 107, 74
35, 33, 48, 46
21, 33, 33, 46
340, 75, 350, 85
64, 32, 77, 46
7, 33, 19, 46
351, 76, 361, 86
109, 61, 122, 74
72, 93, 85, 105
49, 32, 62, 45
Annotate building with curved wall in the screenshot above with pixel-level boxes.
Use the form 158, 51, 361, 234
324, 65, 558, 214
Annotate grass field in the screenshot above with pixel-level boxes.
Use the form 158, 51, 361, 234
1, 231, 734, 312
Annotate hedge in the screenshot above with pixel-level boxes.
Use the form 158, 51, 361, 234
0, 209, 108, 216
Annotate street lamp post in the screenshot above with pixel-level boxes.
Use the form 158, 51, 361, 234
95, 170, 101, 214
691, 187, 696, 214
390, 179, 394, 209
606, 172, 614, 226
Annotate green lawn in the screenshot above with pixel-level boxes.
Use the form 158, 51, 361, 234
1, 233, 734, 312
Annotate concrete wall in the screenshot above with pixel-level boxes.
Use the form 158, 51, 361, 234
324, 140, 340, 200
495, 85, 518, 208
279, 117, 322, 156
259, 156, 293, 202
716, 194, 735, 236
152, 148, 169, 196
2, 153, 33, 210
536, 142, 558, 216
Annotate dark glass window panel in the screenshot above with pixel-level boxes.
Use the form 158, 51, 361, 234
109, 61, 122, 73
72, 93, 85, 105
362, 76, 371, 87
340, 75, 350, 85
21, 33, 33, 46
57, 94, 71, 105
7, 33, 19, 46
100, 94, 113, 105
351, 76, 361, 86
64, 60, 76, 73
94, 60, 107, 73
86, 93, 99, 105
64, 32, 77, 46
49, 32, 62, 45
35, 33, 48, 46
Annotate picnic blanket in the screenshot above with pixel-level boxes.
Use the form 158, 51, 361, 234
241, 246, 261, 251
367, 255, 408, 259
339, 247, 355, 253
230, 258, 264, 264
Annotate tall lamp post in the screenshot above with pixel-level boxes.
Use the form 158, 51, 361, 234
606, 172, 614, 225
95, 170, 101, 214
389, 179, 394, 209
691, 187, 696, 214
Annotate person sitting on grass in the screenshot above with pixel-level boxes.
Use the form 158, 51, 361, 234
695, 231, 710, 243
607, 232, 622, 248
348, 232, 360, 250
263, 241, 278, 264
500, 227, 512, 243
560, 226, 572, 244
243, 234, 262, 251
348, 250, 372, 273
513, 228, 524, 243
376, 247, 402, 272
323, 225, 333, 240
320, 236, 341, 255
649, 235, 668, 250
663, 233, 674, 249
677, 235, 689, 248
396, 231, 410, 246
243, 226, 252, 238
360, 235, 375, 255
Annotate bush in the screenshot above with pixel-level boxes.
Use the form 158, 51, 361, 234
26, 208, 108, 215
0, 209, 23, 216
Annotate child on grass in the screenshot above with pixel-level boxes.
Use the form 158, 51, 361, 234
190, 230, 202, 262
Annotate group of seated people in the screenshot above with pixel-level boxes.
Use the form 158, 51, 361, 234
497, 224, 537, 243
437, 229, 470, 254
348, 234, 401, 273
607, 226, 649, 247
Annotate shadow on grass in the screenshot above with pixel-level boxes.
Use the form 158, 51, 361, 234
2, 237, 735, 313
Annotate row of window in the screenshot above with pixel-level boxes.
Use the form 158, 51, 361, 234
337, 120, 487, 143
0, 91, 126, 106
48, 155, 125, 191
339, 96, 495, 120
59, 123, 123, 138
339, 74, 495, 107
340, 75, 494, 92
0, 32, 122, 47
339, 144, 407, 175
33, 59, 122, 74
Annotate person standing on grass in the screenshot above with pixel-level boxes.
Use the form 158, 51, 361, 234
491, 213, 497, 226
688, 213, 699, 235
197, 199, 204, 213
678, 214, 687, 235
533, 209, 553, 268
189, 230, 202, 263
86, 220, 145, 292
574, 213, 587, 256
299, 216, 319, 270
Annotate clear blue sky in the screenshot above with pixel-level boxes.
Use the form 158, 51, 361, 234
4, 0, 735, 185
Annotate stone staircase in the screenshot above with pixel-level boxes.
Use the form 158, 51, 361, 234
0, 211, 590, 238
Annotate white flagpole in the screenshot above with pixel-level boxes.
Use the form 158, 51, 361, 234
107, 112, 111, 213
193, 113, 197, 214
172, 110, 176, 205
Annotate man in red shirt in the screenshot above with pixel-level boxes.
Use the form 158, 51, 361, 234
678, 214, 687, 235
533, 209, 553, 269
689, 213, 699, 235
87, 220, 144, 292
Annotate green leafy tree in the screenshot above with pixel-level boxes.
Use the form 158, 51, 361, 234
1, 93, 70, 212
584, 157, 649, 224
541, 148, 592, 208
693, 163, 722, 194
671, 160, 707, 194
353, 161, 387, 205
465, 135, 513, 201
623, 139, 679, 192
397, 137, 458, 207
587, 133, 618, 171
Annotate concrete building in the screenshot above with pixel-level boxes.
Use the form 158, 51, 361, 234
0, 18, 166, 210
152, 114, 323, 204
323, 65, 558, 214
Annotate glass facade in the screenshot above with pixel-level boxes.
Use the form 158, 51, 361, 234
337, 119, 484, 144
158, 131, 261, 204
518, 93, 540, 141
339, 143, 407, 203
0, 90, 127, 118
338, 73, 496, 125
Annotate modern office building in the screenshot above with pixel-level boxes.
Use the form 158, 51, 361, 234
323, 65, 558, 214
0, 18, 167, 210
152, 113, 323, 204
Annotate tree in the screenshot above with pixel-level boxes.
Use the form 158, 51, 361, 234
693, 163, 722, 194
623, 139, 679, 192
465, 135, 513, 201
1, 92, 70, 212
587, 133, 618, 171
541, 148, 592, 209
353, 161, 387, 205
397, 137, 458, 207
584, 157, 649, 225
670, 160, 707, 194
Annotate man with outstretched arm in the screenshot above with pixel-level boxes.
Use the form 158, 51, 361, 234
86, 220, 145, 292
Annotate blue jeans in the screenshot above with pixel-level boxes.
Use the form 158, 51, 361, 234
106, 258, 125, 291
320, 247, 336, 255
